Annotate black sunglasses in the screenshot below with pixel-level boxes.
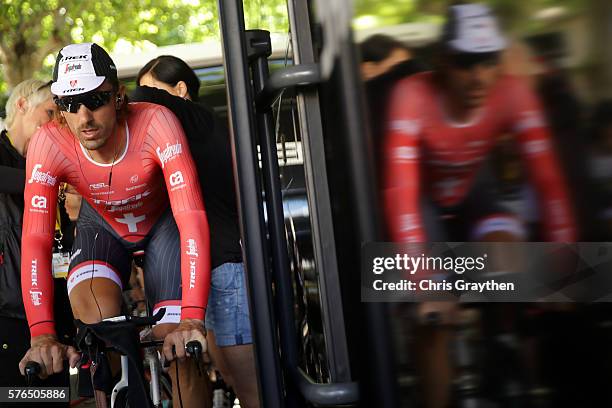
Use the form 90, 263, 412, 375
54, 91, 113, 113
448, 52, 501, 70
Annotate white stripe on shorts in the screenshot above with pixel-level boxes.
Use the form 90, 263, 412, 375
153, 301, 182, 325
67, 262, 123, 295
471, 216, 526, 241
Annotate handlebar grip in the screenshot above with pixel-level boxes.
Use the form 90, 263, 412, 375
186, 341, 202, 357
24, 361, 41, 377
24, 361, 41, 386
161, 342, 203, 369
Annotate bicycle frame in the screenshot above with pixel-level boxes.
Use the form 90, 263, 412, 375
110, 355, 130, 408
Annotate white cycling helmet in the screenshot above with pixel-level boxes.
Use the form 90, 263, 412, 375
442, 3, 507, 54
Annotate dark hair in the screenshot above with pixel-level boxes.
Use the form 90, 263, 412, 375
360, 34, 409, 63
136, 55, 200, 102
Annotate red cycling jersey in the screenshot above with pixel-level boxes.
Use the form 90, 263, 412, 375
22, 102, 210, 337
383, 72, 575, 242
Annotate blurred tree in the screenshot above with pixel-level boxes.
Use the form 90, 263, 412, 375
0, 0, 289, 90
353, 0, 584, 31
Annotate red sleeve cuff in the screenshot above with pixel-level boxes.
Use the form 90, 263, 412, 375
181, 306, 205, 321
30, 321, 56, 338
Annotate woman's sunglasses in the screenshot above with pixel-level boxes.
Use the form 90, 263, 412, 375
53, 91, 113, 113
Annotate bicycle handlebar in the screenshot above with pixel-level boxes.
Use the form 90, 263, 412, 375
185, 341, 202, 357
162, 340, 203, 368
24, 361, 41, 385
75, 308, 166, 331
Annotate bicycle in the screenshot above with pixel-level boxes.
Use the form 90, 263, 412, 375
24, 309, 204, 408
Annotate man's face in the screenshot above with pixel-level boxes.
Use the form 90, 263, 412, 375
444, 52, 501, 110
22, 98, 57, 155
58, 82, 118, 151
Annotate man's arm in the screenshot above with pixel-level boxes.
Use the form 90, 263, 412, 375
383, 78, 426, 242
511, 79, 576, 241
21, 130, 62, 337
147, 106, 211, 321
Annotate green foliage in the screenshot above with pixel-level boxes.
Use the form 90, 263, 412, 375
244, 0, 289, 31
353, 0, 584, 31
0, 0, 289, 92
0, 0, 584, 94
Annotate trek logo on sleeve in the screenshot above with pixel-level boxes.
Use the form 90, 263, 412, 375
189, 260, 197, 289
28, 164, 57, 186
30, 259, 41, 306
186, 238, 198, 289
31, 195, 48, 209
156, 142, 182, 168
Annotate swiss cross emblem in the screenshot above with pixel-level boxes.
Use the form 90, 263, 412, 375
70, 80, 78, 87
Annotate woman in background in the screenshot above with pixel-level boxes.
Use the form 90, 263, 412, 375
131, 56, 259, 408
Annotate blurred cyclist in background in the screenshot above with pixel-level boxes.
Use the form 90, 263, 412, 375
383, 3, 574, 244
382, 4, 575, 407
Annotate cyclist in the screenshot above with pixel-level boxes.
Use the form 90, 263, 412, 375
382, 4, 575, 407
18, 43, 210, 407
131, 55, 259, 407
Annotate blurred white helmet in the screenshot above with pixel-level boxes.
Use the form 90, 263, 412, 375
442, 3, 507, 53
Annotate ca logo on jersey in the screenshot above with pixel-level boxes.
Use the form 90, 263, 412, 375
169, 171, 184, 187
31, 196, 47, 209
